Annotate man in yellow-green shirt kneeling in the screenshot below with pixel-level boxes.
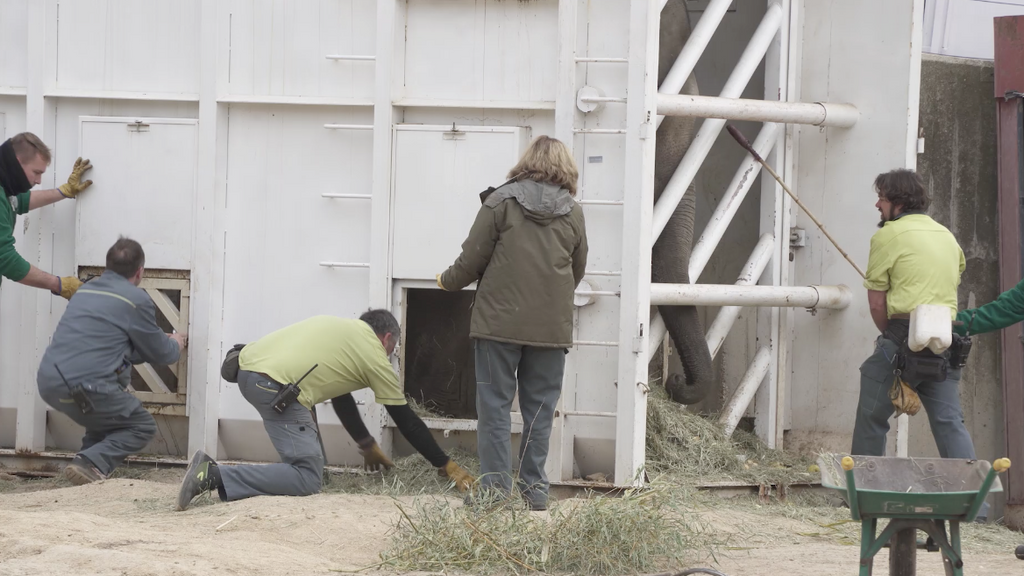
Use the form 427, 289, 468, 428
176, 310, 473, 510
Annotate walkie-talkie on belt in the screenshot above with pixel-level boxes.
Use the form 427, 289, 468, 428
55, 364, 94, 415
271, 363, 318, 414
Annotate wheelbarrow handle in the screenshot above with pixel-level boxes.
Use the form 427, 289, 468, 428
966, 457, 1012, 522
842, 456, 861, 521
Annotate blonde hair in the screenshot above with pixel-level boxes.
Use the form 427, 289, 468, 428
11, 132, 51, 164
507, 135, 579, 196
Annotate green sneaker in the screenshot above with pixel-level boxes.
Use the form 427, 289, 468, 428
176, 450, 220, 511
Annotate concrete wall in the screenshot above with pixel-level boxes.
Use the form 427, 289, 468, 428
915, 54, 1005, 516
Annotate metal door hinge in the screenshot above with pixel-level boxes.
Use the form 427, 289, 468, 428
127, 121, 150, 132
790, 227, 806, 247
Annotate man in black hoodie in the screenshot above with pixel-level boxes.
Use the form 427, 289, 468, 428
0, 132, 94, 299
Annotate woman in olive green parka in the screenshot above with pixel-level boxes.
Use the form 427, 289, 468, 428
437, 135, 588, 510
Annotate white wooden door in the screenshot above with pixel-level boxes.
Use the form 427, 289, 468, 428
76, 116, 199, 271
390, 125, 528, 280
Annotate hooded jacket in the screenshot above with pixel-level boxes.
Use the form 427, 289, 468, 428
440, 179, 588, 348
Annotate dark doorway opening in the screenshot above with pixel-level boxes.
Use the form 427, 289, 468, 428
403, 288, 477, 419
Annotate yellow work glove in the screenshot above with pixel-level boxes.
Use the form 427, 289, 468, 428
889, 375, 922, 417
58, 157, 94, 198
439, 459, 474, 493
436, 273, 447, 290
357, 440, 395, 472
55, 276, 83, 300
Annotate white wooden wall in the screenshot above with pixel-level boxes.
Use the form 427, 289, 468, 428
0, 0, 926, 484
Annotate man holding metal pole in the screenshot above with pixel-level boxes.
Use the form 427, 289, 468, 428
0, 132, 94, 299
176, 309, 474, 510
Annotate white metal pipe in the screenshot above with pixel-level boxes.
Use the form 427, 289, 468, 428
585, 270, 621, 276
657, 94, 859, 128
575, 290, 620, 297
323, 124, 373, 130
649, 283, 852, 309
321, 193, 372, 199
325, 55, 375, 61
705, 234, 775, 359
573, 128, 627, 134
575, 57, 628, 63
579, 95, 628, 104
560, 410, 617, 418
574, 340, 619, 347
718, 346, 772, 436
577, 199, 624, 206
690, 124, 779, 280
319, 262, 371, 268
658, 0, 732, 96
651, 3, 783, 241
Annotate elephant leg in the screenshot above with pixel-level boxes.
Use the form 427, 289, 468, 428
651, 186, 716, 405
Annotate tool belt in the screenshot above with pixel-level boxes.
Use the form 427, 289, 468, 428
884, 319, 972, 383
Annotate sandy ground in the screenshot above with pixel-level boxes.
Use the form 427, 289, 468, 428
0, 472, 1021, 576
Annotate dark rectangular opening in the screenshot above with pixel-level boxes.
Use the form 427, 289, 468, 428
403, 288, 477, 419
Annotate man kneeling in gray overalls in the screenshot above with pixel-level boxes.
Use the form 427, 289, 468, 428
37, 237, 187, 485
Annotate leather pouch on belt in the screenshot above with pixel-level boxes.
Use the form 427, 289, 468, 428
889, 375, 922, 417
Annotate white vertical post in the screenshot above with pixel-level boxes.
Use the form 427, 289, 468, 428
615, 0, 659, 487
190, 0, 224, 457
15, 0, 54, 453
368, 0, 398, 455
895, 0, 926, 459
555, 0, 578, 147
754, 0, 792, 448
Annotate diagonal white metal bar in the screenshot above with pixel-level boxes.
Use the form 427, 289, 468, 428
690, 123, 779, 280
649, 283, 851, 309
651, 3, 783, 242
718, 346, 772, 436
657, 94, 859, 128
136, 363, 173, 394
648, 123, 777, 363
146, 288, 181, 328
657, 0, 732, 99
705, 233, 774, 359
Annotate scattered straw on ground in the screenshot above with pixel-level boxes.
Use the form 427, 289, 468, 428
378, 481, 718, 575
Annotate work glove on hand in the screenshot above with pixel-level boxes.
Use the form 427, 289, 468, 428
436, 273, 447, 291
357, 438, 395, 472
889, 376, 922, 417
439, 459, 474, 493
54, 276, 83, 300
58, 157, 94, 198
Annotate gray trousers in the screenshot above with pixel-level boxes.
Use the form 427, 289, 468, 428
852, 336, 989, 519
474, 338, 565, 507
219, 370, 324, 501
38, 378, 156, 476
852, 336, 977, 459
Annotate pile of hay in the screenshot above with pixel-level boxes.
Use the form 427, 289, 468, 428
378, 481, 714, 575
645, 382, 816, 487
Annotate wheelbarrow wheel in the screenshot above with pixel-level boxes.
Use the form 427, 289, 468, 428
889, 528, 917, 576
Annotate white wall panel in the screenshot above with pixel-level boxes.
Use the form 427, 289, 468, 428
0, 97, 26, 413
55, 0, 201, 95
219, 104, 373, 419
222, 0, 376, 100
403, 0, 558, 103
0, 0, 29, 89
76, 117, 199, 270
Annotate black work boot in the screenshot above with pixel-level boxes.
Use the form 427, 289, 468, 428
176, 450, 222, 511
64, 455, 106, 486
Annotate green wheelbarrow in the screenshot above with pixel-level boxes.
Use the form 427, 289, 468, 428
817, 454, 1012, 576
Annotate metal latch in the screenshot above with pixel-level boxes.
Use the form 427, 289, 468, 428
790, 227, 806, 247
127, 120, 150, 133
442, 123, 466, 140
